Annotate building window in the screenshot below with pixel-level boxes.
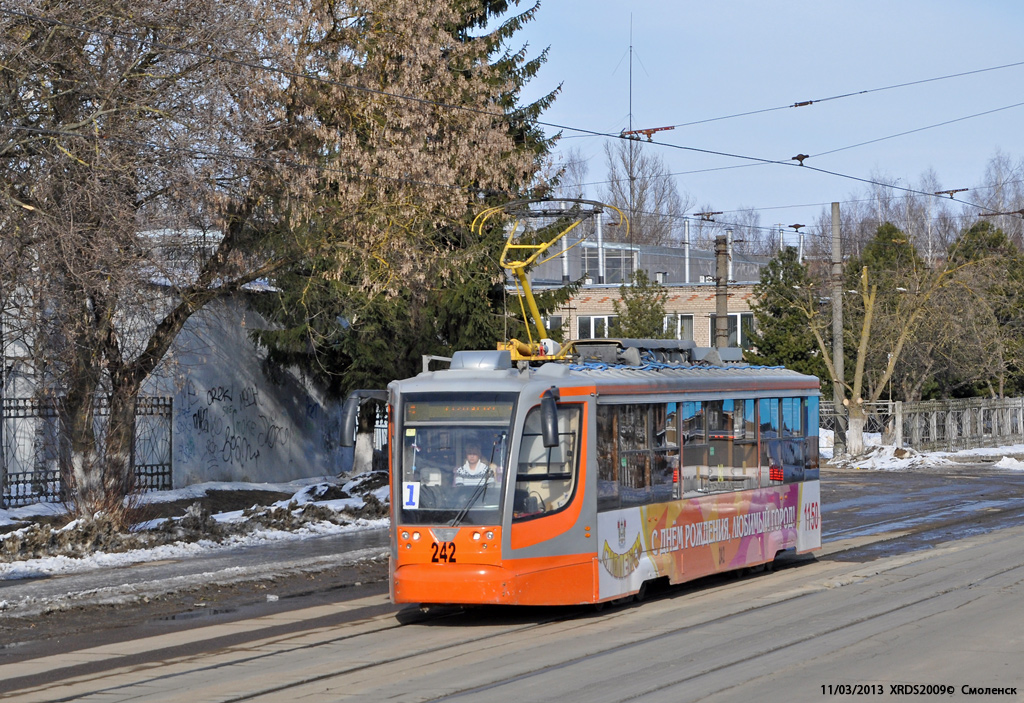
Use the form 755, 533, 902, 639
582, 247, 636, 284
708, 312, 754, 348
663, 313, 694, 341
577, 315, 619, 339
543, 315, 563, 336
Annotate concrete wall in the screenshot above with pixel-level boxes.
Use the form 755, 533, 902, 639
145, 296, 350, 486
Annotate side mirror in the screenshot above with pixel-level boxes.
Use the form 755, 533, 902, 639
541, 386, 560, 448
340, 390, 388, 447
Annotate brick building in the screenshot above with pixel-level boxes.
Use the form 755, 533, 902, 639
544, 282, 756, 348
525, 236, 767, 348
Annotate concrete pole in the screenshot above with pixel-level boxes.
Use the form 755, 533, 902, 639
684, 219, 691, 284
831, 202, 847, 455
596, 212, 606, 284
726, 229, 734, 282
798, 232, 804, 264
715, 234, 729, 349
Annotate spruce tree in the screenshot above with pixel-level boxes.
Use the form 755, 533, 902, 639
612, 270, 672, 339
250, 1, 561, 395
745, 247, 829, 380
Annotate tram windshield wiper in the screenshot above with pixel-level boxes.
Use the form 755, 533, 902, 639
449, 466, 493, 527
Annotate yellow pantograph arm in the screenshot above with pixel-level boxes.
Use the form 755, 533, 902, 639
472, 199, 629, 358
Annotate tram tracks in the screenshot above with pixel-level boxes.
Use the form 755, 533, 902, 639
429, 529, 1024, 702
4, 600, 590, 703
9, 477, 1024, 702
114, 523, 1023, 703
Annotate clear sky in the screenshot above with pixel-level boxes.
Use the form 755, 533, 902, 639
513, 0, 1024, 239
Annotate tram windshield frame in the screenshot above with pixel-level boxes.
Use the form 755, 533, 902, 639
397, 392, 517, 526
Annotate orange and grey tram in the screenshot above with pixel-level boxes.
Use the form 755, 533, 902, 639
343, 339, 821, 607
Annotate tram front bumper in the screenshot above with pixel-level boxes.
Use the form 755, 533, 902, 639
393, 563, 514, 605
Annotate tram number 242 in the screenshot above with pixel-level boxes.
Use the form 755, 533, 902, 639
431, 541, 457, 563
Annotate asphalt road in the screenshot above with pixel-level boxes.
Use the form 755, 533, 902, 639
2, 462, 1024, 702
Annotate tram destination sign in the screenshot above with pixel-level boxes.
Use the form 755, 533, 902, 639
405, 399, 514, 423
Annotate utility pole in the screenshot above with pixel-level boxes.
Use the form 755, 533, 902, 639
715, 234, 730, 349
831, 202, 847, 456
683, 219, 691, 284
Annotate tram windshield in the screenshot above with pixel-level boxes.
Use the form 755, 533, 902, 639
397, 393, 516, 525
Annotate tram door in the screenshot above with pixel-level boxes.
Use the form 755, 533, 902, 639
506, 400, 595, 603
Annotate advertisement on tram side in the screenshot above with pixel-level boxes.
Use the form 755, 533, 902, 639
596, 482, 821, 600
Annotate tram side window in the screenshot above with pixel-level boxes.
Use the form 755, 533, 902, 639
679, 401, 706, 495
782, 397, 803, 437
732, 399, 758, 485
702, 400, 757, 492
513, 404, 582, 521
760, 398, 783, 485
597, 403, 678, 511
618, 404, 651, 507
762, 397, 807, 484
681, 401, 705, 444
654, 403, 678, 503
805, 395, 820, 478
782, 397, 805, 478
596, 406, 619, 511
807, 395, 820, 438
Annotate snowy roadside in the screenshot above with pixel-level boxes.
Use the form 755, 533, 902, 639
820, 429, 1024, 471
0, 472, 390, 586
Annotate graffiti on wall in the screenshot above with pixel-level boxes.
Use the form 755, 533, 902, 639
175, 379, 295, 475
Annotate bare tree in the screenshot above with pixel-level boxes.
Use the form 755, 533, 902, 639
976, 150, 1024, 247
554, 146, 591, 200
601, 139, 690, 247
0, 0, 546, 517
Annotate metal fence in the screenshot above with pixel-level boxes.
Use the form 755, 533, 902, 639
1, 396, 173, 507
821, 397, 1024, 455
820, 401, 895, 436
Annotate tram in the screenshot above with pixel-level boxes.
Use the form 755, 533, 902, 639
340, 199, 820, 606
343, 339, 821, 606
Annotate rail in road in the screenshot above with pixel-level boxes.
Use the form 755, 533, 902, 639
3, 518, 1023, 701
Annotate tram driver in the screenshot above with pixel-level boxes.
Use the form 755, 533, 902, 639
454, 444, 498, 486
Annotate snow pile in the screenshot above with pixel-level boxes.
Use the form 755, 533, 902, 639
822, 429, 1024, 471
993, 456, 1024, 470
0, 471, 389, 571
830, 444, 955, 471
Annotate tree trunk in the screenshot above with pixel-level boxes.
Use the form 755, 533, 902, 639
104, 387, 139, 502
352, 431, 375, 475
61, 392, 102, 513
351, 403, 378, 475
847, 404, 867, 456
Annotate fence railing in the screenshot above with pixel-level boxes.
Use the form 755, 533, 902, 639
821, 397, 1024, 455
1, 396, 173, 507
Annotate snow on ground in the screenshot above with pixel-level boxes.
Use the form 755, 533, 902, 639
0, 516, 387, 582
0, 472, 389, 583
824, 429, 1024, 471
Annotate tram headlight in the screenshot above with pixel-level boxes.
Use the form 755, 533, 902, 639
486, 531, 494, 540
401, 531, 409, 540
412, 531, 421, 541
472, 531, 481, 540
